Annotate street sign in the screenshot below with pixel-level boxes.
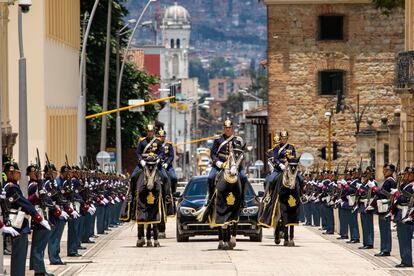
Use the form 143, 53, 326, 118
96, 151, 111, 165
128, 99, 144, 112
300, 152, 314, 168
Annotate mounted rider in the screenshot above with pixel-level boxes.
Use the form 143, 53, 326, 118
158, 129, 177, 193
267, 130, 297, 186
207, 119, 248, 200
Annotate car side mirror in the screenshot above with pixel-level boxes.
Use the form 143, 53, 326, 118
173, 191, 181, 198
258, 191, 264, 197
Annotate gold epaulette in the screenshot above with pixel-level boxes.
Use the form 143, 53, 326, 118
139, 137, 145, 142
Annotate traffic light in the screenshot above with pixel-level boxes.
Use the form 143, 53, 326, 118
169, 85, 176, 103
333, 141, 339, 160
336, 89, 345, 113
319, 146, 327, 160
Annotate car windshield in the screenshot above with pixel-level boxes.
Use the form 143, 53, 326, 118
183, 177, 256, 198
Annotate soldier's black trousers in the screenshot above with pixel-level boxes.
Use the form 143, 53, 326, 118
11, 233, 28, 276
30, 227, 51, 273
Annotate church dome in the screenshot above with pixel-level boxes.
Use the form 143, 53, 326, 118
163, 2, 191, 26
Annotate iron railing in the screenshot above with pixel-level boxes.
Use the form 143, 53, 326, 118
396, 51, 414, 88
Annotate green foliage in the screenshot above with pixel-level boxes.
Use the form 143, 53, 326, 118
372, 0, 404, 14
189, 56, 235, 90
189, 58, 209, 89
81, 0, 159, 157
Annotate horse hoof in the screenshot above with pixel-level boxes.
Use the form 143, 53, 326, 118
283, 240, 289, 246
158, 232, 166, 239
289, 240, 295, 247
154, 240, 161, 247
136, 238, 145, 247
146, 240, 153, 247
218, 241, 224, 250
274, 238, 281, 245
229, 237, 236, 248
223, 242, 230, 250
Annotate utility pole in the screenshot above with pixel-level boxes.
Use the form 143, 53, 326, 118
100, 0, 112, 151
183, 111, 187, 180
18, 7, 28, 196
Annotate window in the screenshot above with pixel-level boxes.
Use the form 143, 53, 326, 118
170, 39, 175, 48
319, 15, 344, 40
318, 71, 344, 96
176, 39, 181, 49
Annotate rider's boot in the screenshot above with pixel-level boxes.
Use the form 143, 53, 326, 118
146, 239, 153, 247
229, 236, 236, 248
218, 240, 224, 250
158, 232, 166, 239
136, 238, 145, 247
153, 240, 161, 247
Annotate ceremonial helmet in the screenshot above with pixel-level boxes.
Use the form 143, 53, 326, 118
223, 119, 233, 128
280, 130, 289, 138
26, 164, 38, 175
146, 124, 155, 132
273, 134, 280, 144
4, 161, 20, 173
158, 129, 166, 137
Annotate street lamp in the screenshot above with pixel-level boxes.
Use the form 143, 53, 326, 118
77, 0, 100, 162
115, 0, 157, 173
325, 111, 332, 171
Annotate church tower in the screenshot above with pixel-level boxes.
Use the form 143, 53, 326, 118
161, 2, 191, 80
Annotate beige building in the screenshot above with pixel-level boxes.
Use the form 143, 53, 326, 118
263, 0, 404, 167
1, 0, 80, 165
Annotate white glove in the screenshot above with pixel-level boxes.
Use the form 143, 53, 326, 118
71, 210, 80, 219
216, 161, 224, 169
115, 197, 121, 203
88, 207, 95, 215
279, 164, 286, 171
40, 220, 51, 231
367, 181, 376, 188
60, 210, 69, 220
90, 204, 96, 212
103, 198, 109, 204
0, 191, 6, 200
356, 183, 362, 189
230, 166, 237, 175
390, 188, 398, 195
1, 226, 20, 237
163, 163, 168, 169
140, 160, 146, 167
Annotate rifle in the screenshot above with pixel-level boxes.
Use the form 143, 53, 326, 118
36, 148, 52, 208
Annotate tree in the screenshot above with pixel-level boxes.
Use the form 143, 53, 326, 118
372, 0, 404, 14
81, 0, 159, 158
189, 58, 209, 89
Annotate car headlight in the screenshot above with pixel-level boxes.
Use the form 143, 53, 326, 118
179, 207, 197, 216
242, 206, 259, 215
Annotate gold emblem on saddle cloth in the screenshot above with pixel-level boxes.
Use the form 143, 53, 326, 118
226, 192, 235, 206
147, 192, 155, 205
288, 195, 297, 207
263, 192, 271, 205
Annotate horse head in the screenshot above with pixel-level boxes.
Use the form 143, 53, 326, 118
144, 154, 159, 190
282, 158, 299, 189
223, 141, 244, 184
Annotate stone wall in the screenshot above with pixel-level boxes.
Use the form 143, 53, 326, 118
267, 4, 404, 166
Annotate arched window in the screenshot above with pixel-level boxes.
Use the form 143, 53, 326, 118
176, 39, 181, 49
170, 39, 175, 49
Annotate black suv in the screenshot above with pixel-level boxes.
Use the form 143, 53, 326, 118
175, 176, 262, 242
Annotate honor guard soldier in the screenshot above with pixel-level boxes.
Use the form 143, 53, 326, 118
158, 129, 177, 193
131, 124, 163, 185
266, 131, 297, 186
207, 119, 249, 200
26, 164, 58, 276
392, 167, 414, 267
45, 163, 70, 265
374, 164, 396, 257
3, 162, 51, 276
357, 168, 376, 250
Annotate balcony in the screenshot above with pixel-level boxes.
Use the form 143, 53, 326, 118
396, 51, 414, 89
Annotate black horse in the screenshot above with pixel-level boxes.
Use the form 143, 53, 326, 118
197, 144, 245, 250
258, 158, 303, 246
